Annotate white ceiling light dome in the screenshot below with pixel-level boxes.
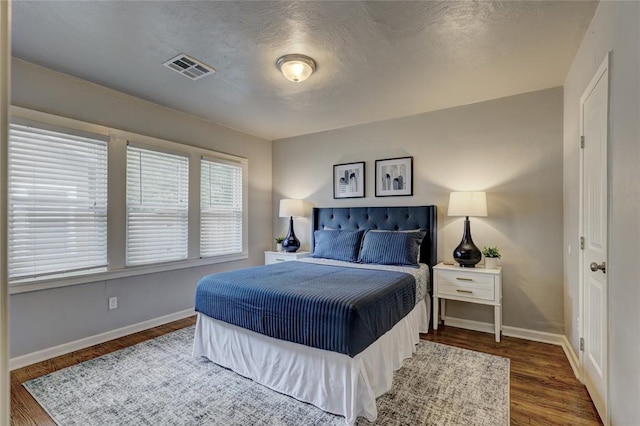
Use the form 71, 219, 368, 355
276, 54, 316, 83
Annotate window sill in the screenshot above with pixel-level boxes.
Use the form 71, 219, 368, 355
8, 252, 249, 295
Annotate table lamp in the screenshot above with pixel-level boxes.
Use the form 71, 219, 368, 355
448, 192, 487, 267
279, 199, 305, 252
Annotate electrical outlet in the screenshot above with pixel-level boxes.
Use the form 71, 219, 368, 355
108, 296, 118, 310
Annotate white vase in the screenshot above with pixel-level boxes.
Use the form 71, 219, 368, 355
276, 243, 283, 252
484, 257, 499, 269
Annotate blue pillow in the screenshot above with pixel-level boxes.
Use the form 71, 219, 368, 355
358, 230, 426, 267
311, 230, 365, 262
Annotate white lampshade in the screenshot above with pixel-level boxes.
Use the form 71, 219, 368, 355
279, 199, 305, 218
447, 192, 487, 217
276, 54, 316, 83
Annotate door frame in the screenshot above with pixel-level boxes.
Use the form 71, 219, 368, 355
578, 52, 610, 426
0, 1, 10, 425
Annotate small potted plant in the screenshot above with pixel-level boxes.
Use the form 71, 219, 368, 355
275, 236, 285, 252
482, 246, 501, 269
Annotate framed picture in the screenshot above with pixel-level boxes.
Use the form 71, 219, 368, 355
375, 156, 413, 197
333, 161, 366, 199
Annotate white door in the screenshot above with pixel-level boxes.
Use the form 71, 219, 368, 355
580, 54, 609, 424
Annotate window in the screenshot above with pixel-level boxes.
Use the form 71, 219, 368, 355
8, 109, 248, 291
8, 122, 108, 280
126, 144, 189, 266
200, 158, 243, 257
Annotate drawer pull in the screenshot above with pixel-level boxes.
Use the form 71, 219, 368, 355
456, 289, 473, 294
275, 258, 286, 262
456, 277, 473, 282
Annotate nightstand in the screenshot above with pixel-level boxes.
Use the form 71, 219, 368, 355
433, 262, 503, 342
264, 251, 310, 265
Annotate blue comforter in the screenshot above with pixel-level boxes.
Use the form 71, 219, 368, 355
195, 261, 416, 357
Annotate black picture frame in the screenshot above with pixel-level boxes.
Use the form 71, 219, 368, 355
333, 161, 366, 199
375, 156, 413, 197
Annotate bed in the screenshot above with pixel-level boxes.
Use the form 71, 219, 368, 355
193, 206, 437, 425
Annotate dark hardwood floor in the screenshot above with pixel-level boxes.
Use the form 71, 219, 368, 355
423, 327, 602, 425
11, 317, 602, 425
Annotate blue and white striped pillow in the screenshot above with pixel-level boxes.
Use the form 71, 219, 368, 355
358, 230, 426, 267
311, 230, 365, 262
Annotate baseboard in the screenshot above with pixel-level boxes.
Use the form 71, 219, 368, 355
11, 311, 582, 381
502, 325, 565, 345
443, 316, 580, 379
10, 308, 195, 371
560, 335, 582, 381
443, 316, 495, 334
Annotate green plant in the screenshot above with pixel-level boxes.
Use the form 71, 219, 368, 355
482, 246, 501, 259
274, 236, 285, 244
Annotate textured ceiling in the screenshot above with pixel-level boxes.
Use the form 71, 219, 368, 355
11, 1, 597, 140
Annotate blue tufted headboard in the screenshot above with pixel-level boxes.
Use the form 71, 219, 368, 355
311, 206, 437, 270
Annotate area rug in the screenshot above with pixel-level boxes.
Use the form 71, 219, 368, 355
24, 326, 509, 425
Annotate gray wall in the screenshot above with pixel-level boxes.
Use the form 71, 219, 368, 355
9, 59, 273, 357
273, 88, 564, 333
563, 1, 640, 423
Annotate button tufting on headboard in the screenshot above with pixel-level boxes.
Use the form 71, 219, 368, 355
312, 206, 437, 271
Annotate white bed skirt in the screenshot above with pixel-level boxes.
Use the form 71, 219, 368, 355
192, 297, 430, 425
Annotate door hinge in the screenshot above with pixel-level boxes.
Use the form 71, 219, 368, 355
580, 337, 584, 351
580, 135, 585, 149
580, 237, 585, 250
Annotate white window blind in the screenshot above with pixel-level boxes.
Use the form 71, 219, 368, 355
200, 158, 243, 257
126, 144, 189, 266
8, 123, 108, 280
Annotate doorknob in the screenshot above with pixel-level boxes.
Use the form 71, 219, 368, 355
590, 261, 606, 273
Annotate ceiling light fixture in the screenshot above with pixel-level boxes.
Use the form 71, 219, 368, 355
276, 54, 316, 83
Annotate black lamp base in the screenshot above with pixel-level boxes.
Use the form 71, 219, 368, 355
453, 217, 481, 268
282, 216, 300, 253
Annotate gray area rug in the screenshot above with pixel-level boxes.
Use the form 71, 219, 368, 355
24, 327, 509, 425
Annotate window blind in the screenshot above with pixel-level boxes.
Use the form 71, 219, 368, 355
200, 158, 243, 257
126, 145, 189, 266
8, 123, 108, 280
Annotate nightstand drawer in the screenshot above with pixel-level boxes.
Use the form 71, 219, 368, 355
264, 251, 310, 265
265, 253, 288, 263
436, 271, 495, 301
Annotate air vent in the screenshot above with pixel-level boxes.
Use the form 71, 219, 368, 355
163, 54, 215, 81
